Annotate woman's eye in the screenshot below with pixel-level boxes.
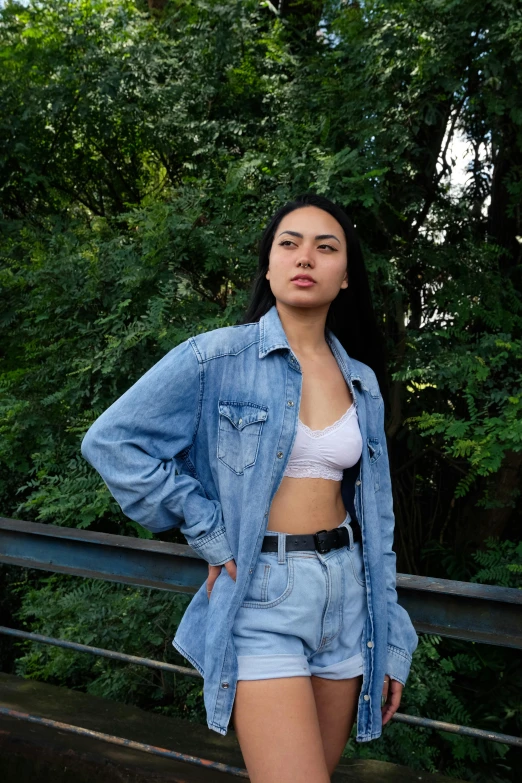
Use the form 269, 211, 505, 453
278, 240, 337, 251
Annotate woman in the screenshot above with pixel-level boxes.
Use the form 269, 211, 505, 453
81, 193, 418, 782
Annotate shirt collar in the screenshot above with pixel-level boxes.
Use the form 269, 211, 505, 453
258, 303, 362, 382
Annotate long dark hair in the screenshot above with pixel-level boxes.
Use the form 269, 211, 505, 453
239, 193, 389, 402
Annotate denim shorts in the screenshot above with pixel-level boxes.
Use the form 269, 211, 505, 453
232, 510, 368, 681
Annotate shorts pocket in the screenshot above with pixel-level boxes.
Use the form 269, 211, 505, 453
217, 400, 268, 475
241, 557, 294, 608
346, 544, 366, 588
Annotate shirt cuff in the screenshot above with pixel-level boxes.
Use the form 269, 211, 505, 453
386, 643, 413, 686
186, 524, 234, 566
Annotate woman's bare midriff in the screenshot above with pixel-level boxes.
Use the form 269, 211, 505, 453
265, 341, 354, 535
266, 476, 347, 534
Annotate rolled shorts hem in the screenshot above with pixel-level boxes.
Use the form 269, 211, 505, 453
237, 652, 363, 681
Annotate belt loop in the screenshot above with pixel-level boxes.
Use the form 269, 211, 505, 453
277, 532, 286, 563
347, 523, 355, 550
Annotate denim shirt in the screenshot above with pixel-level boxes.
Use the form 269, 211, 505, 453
81, 303, 419, 741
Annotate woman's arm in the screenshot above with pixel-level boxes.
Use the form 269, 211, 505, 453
81, 338, 234, 567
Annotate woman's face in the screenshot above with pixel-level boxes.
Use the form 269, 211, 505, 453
266, 206, 348, 309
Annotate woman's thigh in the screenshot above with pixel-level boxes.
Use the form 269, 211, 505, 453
231, 676, 331, 783
311, 673, 363, 776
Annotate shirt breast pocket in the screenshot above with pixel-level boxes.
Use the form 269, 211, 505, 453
367, 436, 383, 491
217, 400, 268, 475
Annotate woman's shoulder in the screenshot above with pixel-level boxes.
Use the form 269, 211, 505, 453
189, 320, 260, 362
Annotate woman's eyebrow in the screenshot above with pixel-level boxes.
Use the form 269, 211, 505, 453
278, 230, 340, 244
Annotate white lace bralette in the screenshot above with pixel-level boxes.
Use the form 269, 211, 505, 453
283, 403, 363, 481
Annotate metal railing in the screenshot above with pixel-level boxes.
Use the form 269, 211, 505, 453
0, 516, 521, 777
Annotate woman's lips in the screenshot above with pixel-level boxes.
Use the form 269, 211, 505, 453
291, 279, 316, 287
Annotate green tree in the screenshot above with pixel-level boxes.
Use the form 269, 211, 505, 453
1, 2, 521, 780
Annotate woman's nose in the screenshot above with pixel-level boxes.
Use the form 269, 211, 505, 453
296, 250, 314, 266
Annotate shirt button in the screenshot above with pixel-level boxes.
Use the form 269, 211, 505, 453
277, 451, 283, 458
355, 479, 361, 486
249, 568, 253, 574
287, 400, 294, 406
238, 418, 242, 425
363, 694, 370, 701
367, 641, 374, 648
221, 682, 229, 689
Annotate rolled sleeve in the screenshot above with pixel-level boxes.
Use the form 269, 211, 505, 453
188, 524, 234, 566
386, 643, 413, 685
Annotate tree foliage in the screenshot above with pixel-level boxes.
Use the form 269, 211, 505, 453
1, 1, 521, 780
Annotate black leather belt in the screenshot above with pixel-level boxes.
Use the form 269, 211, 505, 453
261, 518, 362, 554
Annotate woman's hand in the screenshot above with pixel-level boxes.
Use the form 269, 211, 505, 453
381, 675, 403, 726
207, 559, 237, 599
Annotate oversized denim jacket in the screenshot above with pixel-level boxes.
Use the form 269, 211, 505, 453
81, 303, 419, 741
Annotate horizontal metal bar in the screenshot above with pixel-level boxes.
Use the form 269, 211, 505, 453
1, 517, 521, 648
2, 626, 520, 747
396, 592, 522, 649
0, 626, 201, 678
0, 516, 205, 594
395, 572, 521, 604
0, 706, 249, 778
392, 713, 521, 747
